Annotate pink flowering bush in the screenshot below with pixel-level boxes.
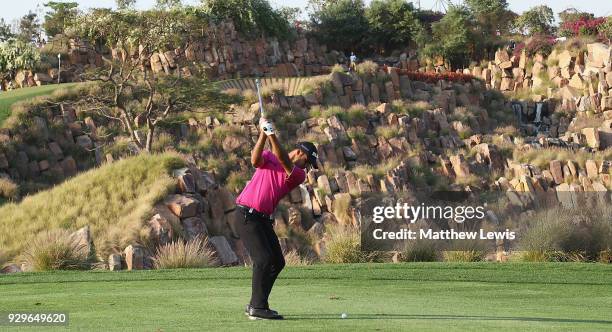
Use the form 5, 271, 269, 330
560, 17, 607, 37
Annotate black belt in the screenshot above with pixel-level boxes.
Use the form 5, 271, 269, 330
237, 205, 273, 221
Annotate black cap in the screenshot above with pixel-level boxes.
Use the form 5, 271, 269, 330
296, 142, 319, 169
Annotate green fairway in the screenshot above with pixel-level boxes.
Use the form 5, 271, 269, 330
0, 263, 611, 331
0, 83, 79, 126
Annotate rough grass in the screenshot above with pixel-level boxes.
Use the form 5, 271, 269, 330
153, 238, 216, 269
0, 177, 19, 201
0, 153, 184, 261
517, 205, 612, 262
401, 239, 439, 262
20, 229, 90, 271
0, 263, 611, 331
513, 147, 612, 169
0, 83, 79, 126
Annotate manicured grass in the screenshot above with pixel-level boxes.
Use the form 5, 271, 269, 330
0, 263, 610, 331
0, 83, 79, 126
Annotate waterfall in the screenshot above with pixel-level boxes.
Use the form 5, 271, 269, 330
535, 103, 543, 124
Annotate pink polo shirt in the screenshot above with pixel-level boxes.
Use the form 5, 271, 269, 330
236, 150, 306, 215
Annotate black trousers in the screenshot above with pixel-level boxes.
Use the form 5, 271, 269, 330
234, 210, 285, 309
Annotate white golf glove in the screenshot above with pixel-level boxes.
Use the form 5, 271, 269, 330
259, 118, 276, 136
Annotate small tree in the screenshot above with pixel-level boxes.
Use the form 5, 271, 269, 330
600, 16, 612, 45
365, 0, 424, 53
0, 19, 13, 43
116, 0, 137, 10
309, 0, 369, 53
515, 5, 554, 36
43, 2, 79, 38
17, 11, 42, 44
156, 0, 183, 10
0, 39, 41, 82
69, 8, 230, 152
465, 0, 512, 34
423, 5, 475, 69
201, 0, 292, 39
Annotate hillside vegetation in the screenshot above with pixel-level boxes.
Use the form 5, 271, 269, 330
0, 153, 184, 260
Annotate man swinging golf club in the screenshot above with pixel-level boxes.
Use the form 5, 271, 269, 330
233, 79, 318, 320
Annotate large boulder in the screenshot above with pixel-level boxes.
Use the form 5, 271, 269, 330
582, 128, 600, 149
449, 154, 471, 178
70, 225, 94, 259
586, 43, 611, 68
209, 236, 238, 266
222, 135, 250, 153
148, 214, 175, 246
124, 245, 144, 270
164, 194, 199, 218
181, 217, 208, 241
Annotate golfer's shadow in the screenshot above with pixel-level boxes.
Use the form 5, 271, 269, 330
285, 314, 612, 325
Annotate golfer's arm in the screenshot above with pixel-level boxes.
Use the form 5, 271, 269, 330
268, 133, 294, 175
251, 131, 267, 168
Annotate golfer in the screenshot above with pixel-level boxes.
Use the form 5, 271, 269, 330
234, 117, 318, 320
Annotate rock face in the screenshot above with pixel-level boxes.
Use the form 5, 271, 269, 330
124, 245, 144, 270
70, 225, 94, 259
449, 154, 471, 178
181, 217, 207, 241
108, 254, 122, 271
148, 214, 174, 246
165, 195, 199, 218
209, 236, 238, 266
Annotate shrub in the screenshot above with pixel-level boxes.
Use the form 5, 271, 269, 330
198, 153, 241, 181
442, 250, 485, 262
202, 0, 292, 40
261, 82, 285, 98
321, 105, 344, 119
599, 249, 612, 264
153, 237, 216, 269
21, 230, 91, 271
332, 193, 353, 224
241, 89, 258, 105
399, 70, 475, 83
324, 225, 371, 263
222, 88, 242, 96
0, 250, 7, 267
226, 170, 251, 194
401, 239, 438, 262
355, 60, 379, 77
517, 206, 612, 261
560, 17, 606, 37
299, 75, 333, 96
513, 147, 612, 170
331, 64, 345, 73
284, 250, 312, 266
152, 132, 175, 153
343, 104, 367, 123
347, 127, 367, 142
0, 177, 19, 201
524, 34, 555, 57
375, 125, 401, 139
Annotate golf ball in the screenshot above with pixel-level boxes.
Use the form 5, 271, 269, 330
341, 313, 347, 319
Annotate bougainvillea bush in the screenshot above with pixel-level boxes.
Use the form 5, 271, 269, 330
559, 17, 607, 37
398, 70, 476, 83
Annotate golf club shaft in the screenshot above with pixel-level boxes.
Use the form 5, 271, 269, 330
255, 78, 265, 119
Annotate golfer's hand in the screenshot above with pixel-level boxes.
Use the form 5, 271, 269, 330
259, 118, 276, 136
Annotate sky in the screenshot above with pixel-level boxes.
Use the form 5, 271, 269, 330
1, 0, 611, 26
